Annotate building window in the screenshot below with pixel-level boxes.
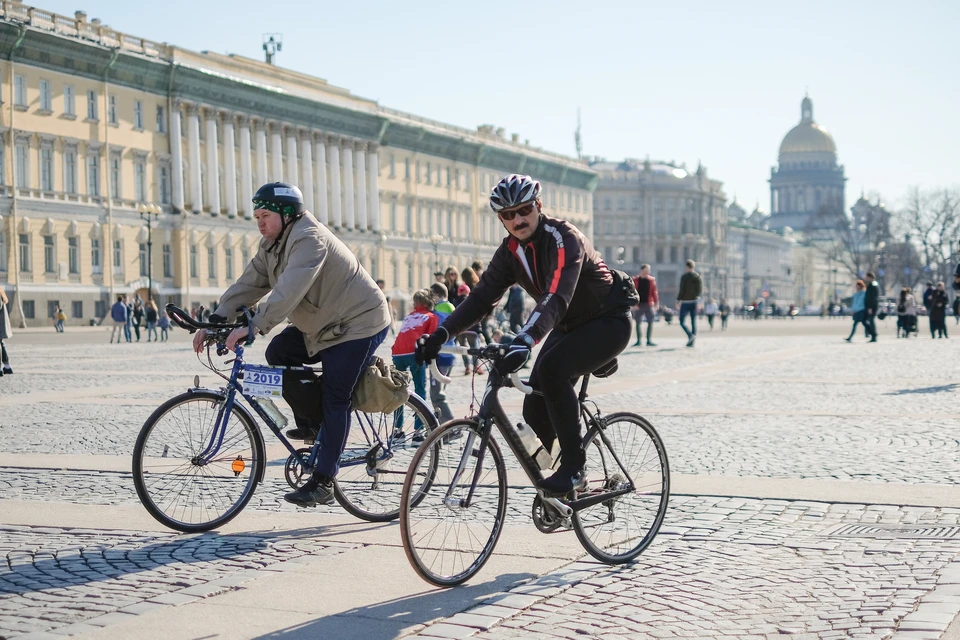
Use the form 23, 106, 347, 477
159, 164, 170, 204
156, 105, 166, 133
162, 244, 172, 277
72, 301, 83, 319
405, 204, 412, 234
40, 147, 53, 191
110, 155, 121, 199
113, 240, 122, 269
404, 158, 410, 179
134, 161, 146, 201
15, 143, 28, 188
241, 246, 249, 267
225, 246, 233, 280
389, 202, 397, 230
655, 247, 663, 263
207, 246, 216, 278
64, 150, 77, 194
670, 246, 678, 264
14, 75, 26, 107
425, 162, 431, 185
64, 85, 75, 116
39, 79, 51, 111
133, 100, 144, 129
189, 245, 198, 278
632, 247, 640, 264
137, 243, 147, 277
44, 236, 55, 273
108, 95, 117, 125
88, 153, 101, 196
91, 238, 101, 273
68, 237, 79, 274
94, 299, 106, 319
86, 90, 98, 120
22, 300, 34, 319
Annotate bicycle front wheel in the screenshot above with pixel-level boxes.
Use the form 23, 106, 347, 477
573, 412, 669, 563
400, 419, 507, 587
335, 394, 439, 522
132, 391, 264, 533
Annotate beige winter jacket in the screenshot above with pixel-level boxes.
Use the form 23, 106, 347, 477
216, 212, 390, 356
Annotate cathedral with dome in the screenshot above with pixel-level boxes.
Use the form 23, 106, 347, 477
766, 96, 846, 234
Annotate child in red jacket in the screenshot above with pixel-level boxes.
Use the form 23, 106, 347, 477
391, 289, 438, 439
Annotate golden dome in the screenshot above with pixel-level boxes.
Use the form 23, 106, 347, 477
778, 96, 836, 156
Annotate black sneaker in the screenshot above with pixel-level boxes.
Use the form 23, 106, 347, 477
285, 426, 319, 443
2, 366, 11, 375
412, 428, 426, 443
284, 475, 335, 507
646, 341, 657, 347
536, 465, 587, 496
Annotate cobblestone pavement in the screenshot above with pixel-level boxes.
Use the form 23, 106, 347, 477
3, 324, 960, 638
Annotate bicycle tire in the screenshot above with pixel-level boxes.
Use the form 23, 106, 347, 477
400, 419, 507, 587
132, 390, 265, 533
334, 393, 439, 522
572, 411, 669, 564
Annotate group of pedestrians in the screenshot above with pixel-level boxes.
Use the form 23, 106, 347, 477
845, 273, 953, 341
109, 295, 169, 343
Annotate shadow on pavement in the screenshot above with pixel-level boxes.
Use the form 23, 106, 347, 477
251, 571, 538, 640
884, 383, 959, 395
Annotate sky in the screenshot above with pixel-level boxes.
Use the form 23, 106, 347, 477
39, 0, 960, 213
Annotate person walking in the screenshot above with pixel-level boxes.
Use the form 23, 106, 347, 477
704, 298, 719, 330
391, 289, 438, 441
632, 264, 658, 346
930, 281, 949, 339
131, 299, 144, 342
158, 308, 170, 342
145, 300, 159, 342
863, 271, 880, 342
428, 282, 456, 424
54, 305, 66, 333
677, 260, 702, 347
720, 298, 731, 330
896, 287, 917, 338
123, 295, 133, 343
846, 280, 867, 342
109, 295, 128, 344
0, 289, 13, 376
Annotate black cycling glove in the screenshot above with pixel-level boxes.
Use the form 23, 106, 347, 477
415, 327, 450, 365
208, 313, 228, 324
495, 334, 532, 375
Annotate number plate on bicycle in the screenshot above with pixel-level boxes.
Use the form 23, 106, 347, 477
242, 364, 283, 397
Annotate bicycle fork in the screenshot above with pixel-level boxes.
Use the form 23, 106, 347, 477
442, 420, 492, 510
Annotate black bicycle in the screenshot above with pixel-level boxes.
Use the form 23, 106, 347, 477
399, 344, 670, 586
132, 305, 438, 533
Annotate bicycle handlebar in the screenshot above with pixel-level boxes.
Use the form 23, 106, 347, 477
166, 303, 256, 353
429, 345, 533, 395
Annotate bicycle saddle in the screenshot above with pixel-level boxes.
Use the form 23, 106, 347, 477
593, 358, 618, 378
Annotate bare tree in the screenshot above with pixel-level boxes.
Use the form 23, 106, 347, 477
901, 186, 960, 284
807, 201, 889, 281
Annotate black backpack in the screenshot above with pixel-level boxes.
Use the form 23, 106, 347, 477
602, 269, 640, 310
897, 302, 906, 314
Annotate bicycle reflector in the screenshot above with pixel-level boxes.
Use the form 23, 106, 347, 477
232, 456, 246, 476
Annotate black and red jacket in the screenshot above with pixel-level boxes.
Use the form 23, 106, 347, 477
440, 214, 614, 343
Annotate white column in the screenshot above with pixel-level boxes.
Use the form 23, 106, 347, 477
169, 98, 185, 212
270, 125, 283, 182
314, 136, 328, 225
187, 104, 202, 214
300, 131, 314, 213
204, 110, 220, 216
222, 113, 237, 218
355, 143, 367, 231
254, 121, 267, 189
342, 142, 355, 230
239, 116, 253, 218
327, 136, 342, 228
367, 143, 380, 232
286, 131, 298, 186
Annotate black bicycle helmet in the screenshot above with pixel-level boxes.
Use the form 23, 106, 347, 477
489, 174, 542, 213
252, 182, 304, 218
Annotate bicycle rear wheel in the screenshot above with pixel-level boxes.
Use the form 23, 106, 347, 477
132, 391, 264, 533
334, 394, 438, 522
400, 419, 507, 587
572, 412, 669, 563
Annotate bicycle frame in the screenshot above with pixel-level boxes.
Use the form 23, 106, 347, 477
445, 366, 637, 514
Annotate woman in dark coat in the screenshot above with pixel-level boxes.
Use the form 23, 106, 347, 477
929, 281, 950, 338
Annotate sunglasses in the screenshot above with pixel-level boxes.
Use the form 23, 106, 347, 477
498, 202, 537, 222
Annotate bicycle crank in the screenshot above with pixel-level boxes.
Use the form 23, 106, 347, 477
532, 495, 572, 533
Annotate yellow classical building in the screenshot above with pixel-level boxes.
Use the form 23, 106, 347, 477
0, 3, 596, 326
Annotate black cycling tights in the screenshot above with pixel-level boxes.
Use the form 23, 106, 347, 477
523, 312, 631, 468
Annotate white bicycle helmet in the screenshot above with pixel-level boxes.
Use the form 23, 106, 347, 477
489, 174, 542, 213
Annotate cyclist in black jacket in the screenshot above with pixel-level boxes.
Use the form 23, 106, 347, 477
416, 174, 632, 494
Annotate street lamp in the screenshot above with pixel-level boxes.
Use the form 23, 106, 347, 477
429, 233, 443, 275
138, 202, 162, 302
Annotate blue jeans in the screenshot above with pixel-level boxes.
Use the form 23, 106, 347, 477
679, 302, 697, 339
265, 325, 388, 478
393, 354, 427, 433
123, 321, 132, 342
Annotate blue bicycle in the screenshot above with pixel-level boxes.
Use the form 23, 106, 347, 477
132, 305, 438, 533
